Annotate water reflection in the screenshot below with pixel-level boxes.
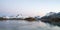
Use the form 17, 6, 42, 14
0, 20, 60, 30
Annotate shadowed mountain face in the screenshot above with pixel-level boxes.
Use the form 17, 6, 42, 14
41, 12, 60, 26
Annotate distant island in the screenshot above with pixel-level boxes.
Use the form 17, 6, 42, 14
1, 12, 60, 26
0, 16, 40, 21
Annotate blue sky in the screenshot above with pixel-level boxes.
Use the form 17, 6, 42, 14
0, 0, 60, 17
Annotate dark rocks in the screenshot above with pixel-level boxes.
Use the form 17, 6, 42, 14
24, 17, 36, 21
40, 12, 60, 26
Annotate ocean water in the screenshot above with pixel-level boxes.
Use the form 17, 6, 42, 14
0, 20, 60, 30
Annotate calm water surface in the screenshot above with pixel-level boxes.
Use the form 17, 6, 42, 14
0, 20, 60, 30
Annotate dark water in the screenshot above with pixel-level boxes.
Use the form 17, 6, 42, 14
0, 20, 60, 30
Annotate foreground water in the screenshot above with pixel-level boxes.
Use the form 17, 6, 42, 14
0, 20, 60, 30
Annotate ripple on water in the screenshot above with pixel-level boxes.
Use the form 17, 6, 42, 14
0, 20, 60, 30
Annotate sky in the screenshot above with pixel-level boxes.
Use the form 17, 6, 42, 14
0, 0, 60, 17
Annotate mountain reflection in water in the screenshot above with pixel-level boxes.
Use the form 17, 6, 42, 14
0, 20, 60, 30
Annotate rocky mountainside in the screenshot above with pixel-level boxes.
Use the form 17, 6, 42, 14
40, 12, 60, 26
